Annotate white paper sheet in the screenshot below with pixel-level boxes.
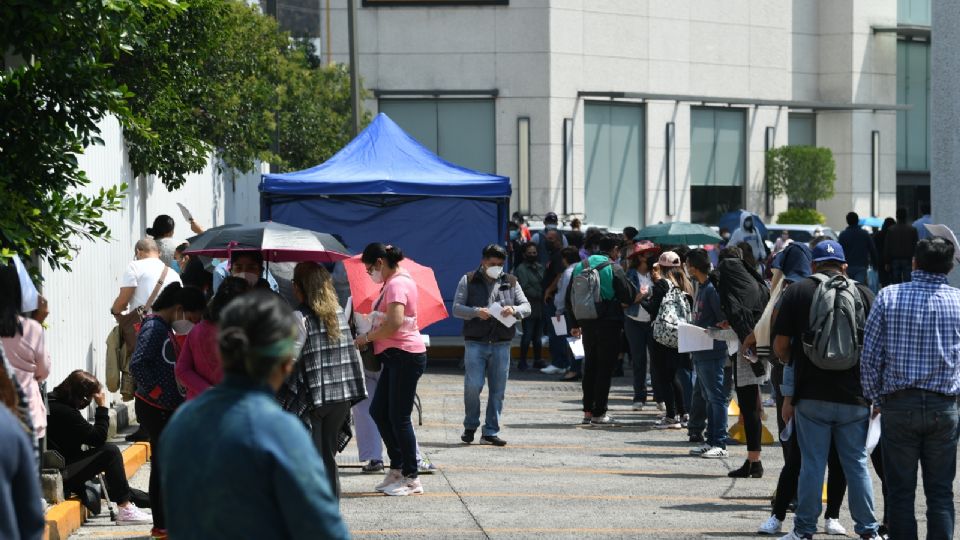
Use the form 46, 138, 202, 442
678, 321, 715, 353
354, 312, 374, 335
488, 302, 518, 328
866, 413, 882, 452
780, 418, 794, 442
176, 202, 194, 222
923, 224, 960, 265
567, 336, 585, 359
551, 315, 568, 336
726, 339, 741, 356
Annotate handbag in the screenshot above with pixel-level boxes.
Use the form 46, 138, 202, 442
115, 266, 169, 351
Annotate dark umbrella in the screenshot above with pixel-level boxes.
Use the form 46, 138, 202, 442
635, 222, 722, 246
183, 221, 349, 263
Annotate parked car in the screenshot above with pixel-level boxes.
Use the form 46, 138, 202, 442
765, 224, 837, 249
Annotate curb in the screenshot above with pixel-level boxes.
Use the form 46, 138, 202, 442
44, 442, 152, 540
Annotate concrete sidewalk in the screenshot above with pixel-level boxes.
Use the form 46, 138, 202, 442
71, 364, 954, 539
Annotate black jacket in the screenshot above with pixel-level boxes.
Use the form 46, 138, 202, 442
714, 258, 770, 342
46, 397, 109, 464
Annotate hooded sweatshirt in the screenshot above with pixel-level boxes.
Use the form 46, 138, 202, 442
728, 213, 768, 261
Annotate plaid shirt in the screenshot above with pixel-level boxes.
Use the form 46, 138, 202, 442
861, 270, 960, 402
278, 307, 367, 419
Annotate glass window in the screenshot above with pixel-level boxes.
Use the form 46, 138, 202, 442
584, 102, 645, 229
378, 99, 496, 173
898, 0, 931, 26
690, 108, 745, 224
897, 41, 930, 172
788, 113, 816, 146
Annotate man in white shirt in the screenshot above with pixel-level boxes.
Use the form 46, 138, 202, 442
111, 238, 181, 316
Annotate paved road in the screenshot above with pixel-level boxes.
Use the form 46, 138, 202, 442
72, 364, 954, 539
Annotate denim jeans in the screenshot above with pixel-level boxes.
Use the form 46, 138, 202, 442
678, 367, 693, 414
370, 348, 426, 477
881, 389, 959, 540
623, 318, 651, 403
794, 399, 878, 537
694, 356, 728, 448
688, 375, 706, 437
463, 341, 512, 436
890, 258, 913, 284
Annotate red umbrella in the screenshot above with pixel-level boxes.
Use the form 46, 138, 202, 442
342, 255, 448, 330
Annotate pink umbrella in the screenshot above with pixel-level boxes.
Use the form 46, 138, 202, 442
342, 255, 448, 329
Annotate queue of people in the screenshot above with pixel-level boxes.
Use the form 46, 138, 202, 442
2, 205, 957, 540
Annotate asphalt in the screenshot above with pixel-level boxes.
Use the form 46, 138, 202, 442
70, 363, 956, 539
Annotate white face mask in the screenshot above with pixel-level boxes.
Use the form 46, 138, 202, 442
236, 272, 259, 286
370, 267, 384, 284
171, 319, 195, 335
485, 265, 504, 280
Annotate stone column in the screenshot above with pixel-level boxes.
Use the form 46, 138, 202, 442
930, 0, 960, 283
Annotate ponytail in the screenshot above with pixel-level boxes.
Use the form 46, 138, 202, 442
361, 242, 404, 269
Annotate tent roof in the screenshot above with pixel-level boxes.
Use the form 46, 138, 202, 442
261, 113, 510, 198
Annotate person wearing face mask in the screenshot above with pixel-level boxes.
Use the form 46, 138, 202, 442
514, 243, 545, 371
531, 212, 569, 266
211, 251, 279, 294
453, 244, 531, 447
354, 243, 428, 496
160, 291, 349, 538
128, 283, 187, 539
728, 215, 768, 262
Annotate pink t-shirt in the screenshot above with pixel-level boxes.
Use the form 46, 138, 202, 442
175, 320, 223, 400
373, 272, 426, 355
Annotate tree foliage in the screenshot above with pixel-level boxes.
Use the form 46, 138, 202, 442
765, 146, 837, 209
1, 0, 366, 269
776, 207, 827, 225
0, 0, 180, 269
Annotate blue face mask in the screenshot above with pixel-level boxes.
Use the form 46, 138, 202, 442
509, 230, 519, 240
171, 260, 181, 274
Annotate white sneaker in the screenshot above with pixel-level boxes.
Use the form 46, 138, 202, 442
375, 469, 403, 492
824, 518, 847, 536
383, 476, 424, 497
653, 416, 682, 429
688, 443, 711, 456
540, 365, 563, 374
632, 402, 644, 411
778, 532, 809, 540
700, 446, 729, 459
656, 402, 666, 412
116, 502, 152, 523
757, 515, 783, 535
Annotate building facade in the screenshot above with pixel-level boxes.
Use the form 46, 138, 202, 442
317, 0, 927, 231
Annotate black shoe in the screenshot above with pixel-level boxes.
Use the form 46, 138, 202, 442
688, 433, 705, 443
461, 429, 476, 444
125, 426, 149, 442
532, 361, 547, 370
727, 459, 763, 478
479, 435, 507, 447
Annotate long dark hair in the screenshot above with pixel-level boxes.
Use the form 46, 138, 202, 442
0, 263, 23, 338
205, 277, 250, 323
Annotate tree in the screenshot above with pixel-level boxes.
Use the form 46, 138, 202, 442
765, 146, 837, 209
0, 0, 180, 269
275, 41, 371, 172
113, 0, 288, 189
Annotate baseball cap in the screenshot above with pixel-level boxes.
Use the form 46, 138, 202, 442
544, 212, 559, 222
811, 240, 845, 264
657, 251, 681, 267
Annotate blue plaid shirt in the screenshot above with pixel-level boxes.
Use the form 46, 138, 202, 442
861, 270, 960, 402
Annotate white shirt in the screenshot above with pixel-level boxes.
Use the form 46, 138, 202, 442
555, 265, 576, 313
629, 272, 654, 322
120, 257, 182, 311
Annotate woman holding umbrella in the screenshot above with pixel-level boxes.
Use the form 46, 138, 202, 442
354, 243, 428, 497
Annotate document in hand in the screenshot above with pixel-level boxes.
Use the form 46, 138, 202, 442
551, 315, 568, 336
866, 413, 881, 452
488, 302, 518, 328
677, 321, 715, 353
567, 336, 585, 359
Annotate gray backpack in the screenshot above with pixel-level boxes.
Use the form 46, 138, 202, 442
801, 273, 866, 370
570, 261, 613, 321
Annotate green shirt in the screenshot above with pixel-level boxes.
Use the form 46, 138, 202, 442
572, 255, 615, 301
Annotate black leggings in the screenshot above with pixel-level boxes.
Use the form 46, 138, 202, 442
773, 431, 847, 521
308, 401, 352, 499
136, 398, 174, 529
63, 445, 131, 505
736, 384, 763, 452
650, 341, 687, 419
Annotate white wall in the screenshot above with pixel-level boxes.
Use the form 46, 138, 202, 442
38, 115, 262, 389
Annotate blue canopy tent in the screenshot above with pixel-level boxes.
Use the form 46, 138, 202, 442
260, 113, 511, 337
